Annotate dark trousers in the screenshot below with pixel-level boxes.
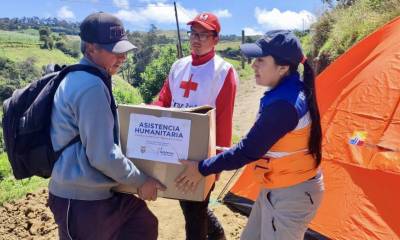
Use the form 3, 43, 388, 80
179, 185, 224, 240
48, 192, 158, 240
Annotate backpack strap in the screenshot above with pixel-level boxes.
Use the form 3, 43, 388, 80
61, 64, 110, 85
54, 64, 117, 157
55, 135, 81, 157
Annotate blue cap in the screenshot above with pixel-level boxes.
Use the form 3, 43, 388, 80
240, 30, 304, 66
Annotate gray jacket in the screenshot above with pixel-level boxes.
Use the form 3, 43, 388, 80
49, 57, 147, 200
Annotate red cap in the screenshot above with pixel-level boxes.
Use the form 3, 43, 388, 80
187, 12, 221, 33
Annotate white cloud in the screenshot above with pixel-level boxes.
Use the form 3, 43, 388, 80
115, 3, 198, 25
244, 27, 263, 36
113, 0, 130, 10
57, 6, 75, 20
255, 7, 316, 30
214, 9, 232, 18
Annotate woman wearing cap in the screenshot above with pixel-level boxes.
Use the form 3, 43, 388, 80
175, 30, 324, 240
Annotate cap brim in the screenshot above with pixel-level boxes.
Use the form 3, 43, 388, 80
240, 43, 266, 58
187, 20, 215, 31
99, 40, 137, 54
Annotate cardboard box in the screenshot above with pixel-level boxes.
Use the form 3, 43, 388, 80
114, 104, 216, 201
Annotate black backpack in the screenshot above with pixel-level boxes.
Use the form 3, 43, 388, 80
2, 64, 112, 179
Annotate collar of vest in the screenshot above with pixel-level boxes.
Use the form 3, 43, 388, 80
191, 49, 215, 66
260, 72, 305, 111
264, 72, 302, 95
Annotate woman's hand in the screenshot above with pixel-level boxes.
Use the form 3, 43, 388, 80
175, 160, 203, 193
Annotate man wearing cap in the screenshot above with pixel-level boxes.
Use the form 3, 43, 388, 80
153, 12, 238, 240
47, 12, 165, 240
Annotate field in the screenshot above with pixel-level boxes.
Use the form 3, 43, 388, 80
0, 30, 40, 47
0, 30, 76, 68
215, 41, 241, 51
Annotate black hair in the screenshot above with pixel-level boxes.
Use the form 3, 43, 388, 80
272, 55, 322, 166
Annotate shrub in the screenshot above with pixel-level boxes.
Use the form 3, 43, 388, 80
139, 46, 177, 103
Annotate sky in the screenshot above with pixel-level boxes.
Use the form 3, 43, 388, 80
0, 0, 327, 35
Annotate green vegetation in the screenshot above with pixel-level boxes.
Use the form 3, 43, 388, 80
0, 153, 49, 205
215, 40, 256, 81
224, 58, 254, 81
306, 0, 400, 73
113, 75, 143, 104
0, 17, 80, 35
232, 134, 241, 144
18, 28, 39, 36
0, 30, 77, 68
0, 46, 76, 68
0, 30, 40, 47
215, 41, 241, 51
139, 46, 178, 103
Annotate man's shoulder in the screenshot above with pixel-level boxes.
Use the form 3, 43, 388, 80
66, 70, 105, 88
214, 54, 234, 69
213, 55, 238, 85
172, 56, 192, 67
59, 70, 108, 101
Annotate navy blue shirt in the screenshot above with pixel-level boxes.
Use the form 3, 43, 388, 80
198, 72, 308, 176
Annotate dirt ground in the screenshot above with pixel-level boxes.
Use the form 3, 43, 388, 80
0, 76, 266, 240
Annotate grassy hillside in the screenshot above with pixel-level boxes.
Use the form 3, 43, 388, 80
1, 47, 76, 68
215, 41, 241, 51
305, 0, 400, 73
0, 30, 40, 47
0, 30, 77, 68
224, 58, 253, 81
113, 75, 143, 104
0, 153, 49, 204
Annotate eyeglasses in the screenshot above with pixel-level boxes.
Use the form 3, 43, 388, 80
187, 31, 216, 41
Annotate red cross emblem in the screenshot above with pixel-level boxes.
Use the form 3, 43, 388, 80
180, 74, 198, 98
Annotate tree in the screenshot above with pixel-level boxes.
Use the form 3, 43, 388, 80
139, 46, 177, 103
245, 36, 256, 43
0, 57, 40, 102
39, 26, 52, 49
123, 25, 159, 87
119, 56, 136, 85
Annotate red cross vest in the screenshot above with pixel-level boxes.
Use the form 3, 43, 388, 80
168, 55, 233, 108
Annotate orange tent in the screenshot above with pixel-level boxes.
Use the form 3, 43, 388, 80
223, 16, 400, 240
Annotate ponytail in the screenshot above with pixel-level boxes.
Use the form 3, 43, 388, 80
272, 55, 322, 166
302, 59, 322, 166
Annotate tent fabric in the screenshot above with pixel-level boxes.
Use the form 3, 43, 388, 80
224, 16, 400, 240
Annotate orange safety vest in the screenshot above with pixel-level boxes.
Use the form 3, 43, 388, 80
251, 125, 319, 189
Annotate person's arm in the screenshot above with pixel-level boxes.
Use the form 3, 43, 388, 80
152, 78, 172, 107
215, 67, 237, 151
198, 100, 299, 176
76, 83, 148, 186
